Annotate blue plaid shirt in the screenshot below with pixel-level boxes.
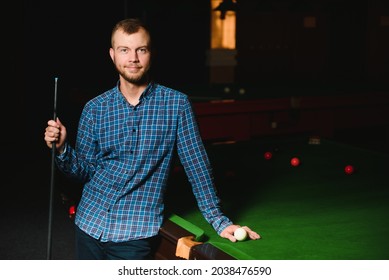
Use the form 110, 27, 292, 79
56, 82, 232, 242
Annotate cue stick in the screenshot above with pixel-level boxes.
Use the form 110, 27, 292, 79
47, 77, 58, 260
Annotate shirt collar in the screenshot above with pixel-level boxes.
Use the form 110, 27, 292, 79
115, 80, 155, 102
140, 81, 155, 101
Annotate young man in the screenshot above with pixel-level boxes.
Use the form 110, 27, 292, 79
44, 18, 260, 260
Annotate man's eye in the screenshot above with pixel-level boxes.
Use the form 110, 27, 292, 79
138, 48, 147, 54
120, 48, 128, 53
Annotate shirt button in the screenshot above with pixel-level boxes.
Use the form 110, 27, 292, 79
132, 128, 136, 132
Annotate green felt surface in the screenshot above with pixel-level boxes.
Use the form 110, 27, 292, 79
167, 213, 205, 242
166, 137, 389, 260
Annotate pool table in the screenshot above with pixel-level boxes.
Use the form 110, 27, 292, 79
156, 136, 389, 260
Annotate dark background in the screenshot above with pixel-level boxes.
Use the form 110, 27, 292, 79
1, 0, 388, 259
20, 0, 389, 152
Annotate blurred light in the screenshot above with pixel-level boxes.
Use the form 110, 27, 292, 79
214, 0, 238, 20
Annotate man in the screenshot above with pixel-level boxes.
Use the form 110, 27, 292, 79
44, 18, 260, 260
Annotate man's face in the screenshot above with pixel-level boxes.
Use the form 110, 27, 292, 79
110, 28, 151, 84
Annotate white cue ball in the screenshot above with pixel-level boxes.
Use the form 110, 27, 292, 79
234, 227, 248, 241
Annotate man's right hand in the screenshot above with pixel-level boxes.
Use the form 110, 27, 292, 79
44, 118, 67, 154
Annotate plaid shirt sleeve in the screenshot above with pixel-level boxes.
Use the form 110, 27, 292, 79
176, 96, 233, 234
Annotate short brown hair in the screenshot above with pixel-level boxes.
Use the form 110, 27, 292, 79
111, 18, 151, 47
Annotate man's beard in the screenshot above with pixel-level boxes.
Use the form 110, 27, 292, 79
117, 65, 150, 85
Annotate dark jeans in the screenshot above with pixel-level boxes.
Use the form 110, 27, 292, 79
75, 225, 158, 260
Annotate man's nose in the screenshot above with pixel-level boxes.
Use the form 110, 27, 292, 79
128, 50, 139, 62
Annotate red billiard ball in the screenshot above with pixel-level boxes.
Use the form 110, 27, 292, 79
344, 165, 354, 175
69, 205, 76, 219
69, 205, 76, 215
264, 151, 273, 160
290, 157, 300, 166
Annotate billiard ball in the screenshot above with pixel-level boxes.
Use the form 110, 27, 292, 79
344, 165, 354, 175
234, 227, 248, 241
238, 88, 246, 95
68, 205, 76, 219
69, 205, 76, 215
264, 151, 273, 160
290, 157, 300, 166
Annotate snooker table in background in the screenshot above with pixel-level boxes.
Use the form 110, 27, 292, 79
157, 136, 389, 260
